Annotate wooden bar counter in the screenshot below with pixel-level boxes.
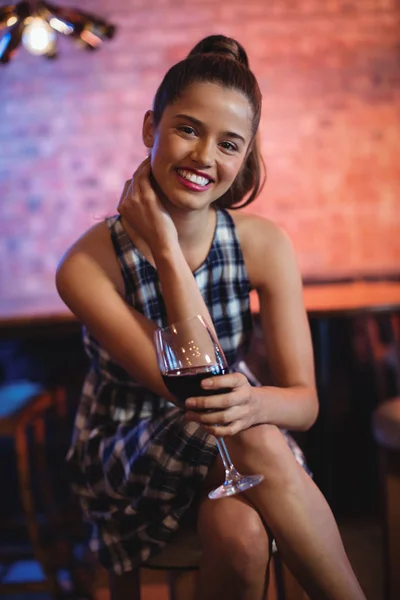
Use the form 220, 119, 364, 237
1, 280, 400, 332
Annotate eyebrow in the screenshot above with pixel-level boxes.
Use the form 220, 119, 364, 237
173, 113, 246, 144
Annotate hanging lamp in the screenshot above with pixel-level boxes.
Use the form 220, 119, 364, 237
0, 1, 116, 63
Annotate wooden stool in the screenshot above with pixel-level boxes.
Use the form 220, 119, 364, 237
126, 524, 308, 600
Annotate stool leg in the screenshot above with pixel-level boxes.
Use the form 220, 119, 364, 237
109, 569, 141, 600
167, 570, 178, 600
55, 387, 68, 419
272, 553, 286, 600
133, 569, 142, 600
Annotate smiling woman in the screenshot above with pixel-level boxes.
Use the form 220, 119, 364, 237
55, 34, 366, 600
142, 81, 253, 212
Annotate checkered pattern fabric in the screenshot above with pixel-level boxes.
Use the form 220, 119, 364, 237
67, 210, 310, 574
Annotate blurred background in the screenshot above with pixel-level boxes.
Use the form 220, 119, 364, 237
0, 1, 399, 599
0, 0, 399, 297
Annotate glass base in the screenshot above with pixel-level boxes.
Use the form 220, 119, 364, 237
208, 473, 264, 500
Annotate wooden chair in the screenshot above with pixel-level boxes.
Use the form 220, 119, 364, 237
366, 313, 400, 600
0, 381, 94, 598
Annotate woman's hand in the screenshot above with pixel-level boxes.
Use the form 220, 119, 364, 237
184, 372, 262, 437
118, 158, 178, 253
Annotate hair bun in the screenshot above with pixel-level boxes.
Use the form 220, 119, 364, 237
187, 35, 249, 68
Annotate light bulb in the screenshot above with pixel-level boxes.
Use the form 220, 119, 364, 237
49, 17, 73, 35
7, 16, 19, 27
22, 17, 56, 56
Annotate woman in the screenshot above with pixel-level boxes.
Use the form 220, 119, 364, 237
56, 35, 365, 600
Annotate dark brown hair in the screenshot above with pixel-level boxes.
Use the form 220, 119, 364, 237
152, 35, 266, 209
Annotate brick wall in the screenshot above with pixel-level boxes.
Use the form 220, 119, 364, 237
1, 0, 399, 299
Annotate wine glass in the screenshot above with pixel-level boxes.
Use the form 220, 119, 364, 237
154, 314, 264, 499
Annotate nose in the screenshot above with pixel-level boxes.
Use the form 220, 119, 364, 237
190, 138, 215, 167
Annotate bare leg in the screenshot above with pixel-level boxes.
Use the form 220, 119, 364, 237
219, 424, 366, 600
196, 492, 271, 600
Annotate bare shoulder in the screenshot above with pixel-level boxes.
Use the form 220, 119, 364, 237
56, 219, 125, 297
228, 210, 300, 293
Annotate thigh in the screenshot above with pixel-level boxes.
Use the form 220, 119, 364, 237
205, 425, 309, 485
224, 424, 308, 486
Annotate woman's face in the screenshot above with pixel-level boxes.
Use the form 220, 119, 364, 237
143, 81, 254, 213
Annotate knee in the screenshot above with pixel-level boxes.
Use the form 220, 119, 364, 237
198, 504, 270, 584
236, 423, 284, 455
230, 425, 301, 487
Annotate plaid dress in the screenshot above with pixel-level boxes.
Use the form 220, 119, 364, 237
67, 209, 308, 574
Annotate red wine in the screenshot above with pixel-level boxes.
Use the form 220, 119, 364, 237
162, 366, 228, 408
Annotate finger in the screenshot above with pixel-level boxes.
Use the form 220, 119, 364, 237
135, 157, 151, 181
129, 157, 151, 195
137, 163, 155, 196
139, 155, 151, 168
200, 372, 245, 392
201, 421, 243, 438
122, 159, 152, 202
117, 180, 132, 213
185, 407, 238, 426
185, 392, 237, 411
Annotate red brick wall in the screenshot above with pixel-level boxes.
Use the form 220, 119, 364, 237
1, 0, 399, 299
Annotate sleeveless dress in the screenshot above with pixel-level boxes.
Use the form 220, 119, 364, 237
66, 209, 309, 575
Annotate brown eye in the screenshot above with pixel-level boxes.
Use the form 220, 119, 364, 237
220, 141, 238, 152
178, 126, 197, 136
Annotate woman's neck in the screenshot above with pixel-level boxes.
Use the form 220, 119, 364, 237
164, 203, 217, 271
122, 204, 217, 273
171, 205, 215, 250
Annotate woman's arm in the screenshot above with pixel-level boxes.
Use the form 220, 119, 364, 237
184, 214, 318, 434
56, 222, 173, 399
56, 159, 216, 400
248, 216, 318, 430
117, 159, 217, 333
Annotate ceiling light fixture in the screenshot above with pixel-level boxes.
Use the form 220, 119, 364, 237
0, 1, 116, 63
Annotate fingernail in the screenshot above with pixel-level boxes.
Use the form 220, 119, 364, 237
201, 379, 213, 388
186, 399, 196, 408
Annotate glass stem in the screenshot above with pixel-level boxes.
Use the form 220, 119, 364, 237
215, 437, 241, 482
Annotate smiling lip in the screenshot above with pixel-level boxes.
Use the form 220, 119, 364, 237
175, 168, 213, 192
178, 167, 214, 180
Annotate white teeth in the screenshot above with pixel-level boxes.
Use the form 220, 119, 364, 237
177, 169, 211, 187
